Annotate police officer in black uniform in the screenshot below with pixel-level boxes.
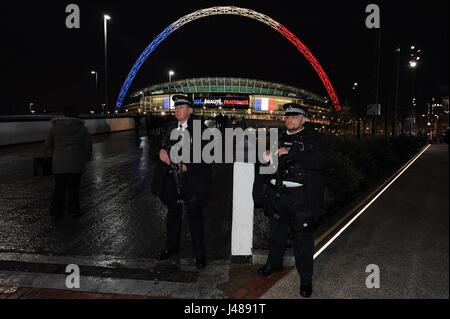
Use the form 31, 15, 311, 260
257, 103, 325, 298
154, 95, 211, 269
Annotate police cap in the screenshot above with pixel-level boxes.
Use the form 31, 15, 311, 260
283, 103, 307, 117
172, 95, 193, 108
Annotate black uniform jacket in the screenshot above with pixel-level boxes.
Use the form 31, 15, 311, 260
151, 115, 212, 205
253, 124, 326, 222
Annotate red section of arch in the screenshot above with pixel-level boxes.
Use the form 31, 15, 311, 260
276, 25, 341, 112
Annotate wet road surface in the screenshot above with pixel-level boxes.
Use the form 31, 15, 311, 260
0, 130, 232, 261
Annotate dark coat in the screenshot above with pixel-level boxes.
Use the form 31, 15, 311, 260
287, 125, 326, 222
151, 115, 211, 205
254, 124, 326, 223
45, 117, 93, 174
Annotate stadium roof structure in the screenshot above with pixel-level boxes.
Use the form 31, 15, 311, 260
130, 77, 326, 105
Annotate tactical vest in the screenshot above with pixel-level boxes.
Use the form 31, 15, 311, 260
277, 130, 307, 185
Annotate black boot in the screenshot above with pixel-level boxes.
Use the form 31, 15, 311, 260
257, 264, 283, 276
196, 257, 207, 269
156, 249, 178, 260
299, 284, 312, 298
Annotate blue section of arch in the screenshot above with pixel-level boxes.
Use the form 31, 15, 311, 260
116, 25, 174, 108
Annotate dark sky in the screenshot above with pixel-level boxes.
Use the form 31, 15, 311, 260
3, 0, 449, 115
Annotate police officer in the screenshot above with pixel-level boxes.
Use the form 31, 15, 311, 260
155, 95, 211, 269
257, 103, 325, 298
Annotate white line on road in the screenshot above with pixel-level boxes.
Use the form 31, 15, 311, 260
313, 144, 432, 260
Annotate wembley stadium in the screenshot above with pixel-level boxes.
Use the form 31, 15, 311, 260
124, 77, 332, 126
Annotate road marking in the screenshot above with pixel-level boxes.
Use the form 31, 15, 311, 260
314, 144, 431, 259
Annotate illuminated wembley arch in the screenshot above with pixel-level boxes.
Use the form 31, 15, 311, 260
115, 6, 341, 111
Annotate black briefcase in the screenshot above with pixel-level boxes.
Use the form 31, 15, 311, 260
33, 157, 53, 176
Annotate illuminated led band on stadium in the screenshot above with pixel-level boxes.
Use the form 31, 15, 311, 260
115, 6, 341, 112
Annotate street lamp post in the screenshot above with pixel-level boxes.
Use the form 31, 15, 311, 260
393, 46, 401, 138
140, 91, 145, 113
168, 70, 174, 110
353, 82, 361, 140
373, 28, 382, 139
104, 15, 111, 113
408, 45, 421, 136
91, 71, 98, 112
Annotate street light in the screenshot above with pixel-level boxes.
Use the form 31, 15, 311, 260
140, 91, 145, 113
407, 45, 421, 135
392, 45, 402, 137
352, 82, 361, 139
168, 70, 175, 109
409, 45, 420, 69
91, 71, 99, 112
104, 14, 111, 113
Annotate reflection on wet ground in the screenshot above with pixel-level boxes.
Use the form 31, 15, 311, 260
0, 130, 232, 261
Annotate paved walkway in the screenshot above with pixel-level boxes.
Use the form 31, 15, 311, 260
1, 132, 448, 299
0, 130, 236, 298
262, 144, 449, 299
0, 130, 232, 260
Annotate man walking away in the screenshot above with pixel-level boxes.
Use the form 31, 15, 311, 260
45, 106, 93, 220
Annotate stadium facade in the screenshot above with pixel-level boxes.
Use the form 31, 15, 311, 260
124, 77, 332, 126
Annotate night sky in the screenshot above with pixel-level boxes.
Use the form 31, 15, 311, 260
3, 0, 449, 115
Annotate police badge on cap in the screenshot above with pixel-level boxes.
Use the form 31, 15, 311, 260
283, 103, 307, 116
172, 95, 193, 108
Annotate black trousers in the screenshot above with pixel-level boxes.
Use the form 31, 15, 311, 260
266, 186, 314, 285
165, 200, 206, 259
50, 173, 82, 216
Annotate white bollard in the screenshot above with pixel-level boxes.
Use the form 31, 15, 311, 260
231, 162, 255, 263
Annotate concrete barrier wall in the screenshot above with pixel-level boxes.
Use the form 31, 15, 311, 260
83, 118, 136, 135
0, 117, 137, 147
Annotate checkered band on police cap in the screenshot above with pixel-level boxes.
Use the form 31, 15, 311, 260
172, 95, 193, 107
283, 103, 307, 116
